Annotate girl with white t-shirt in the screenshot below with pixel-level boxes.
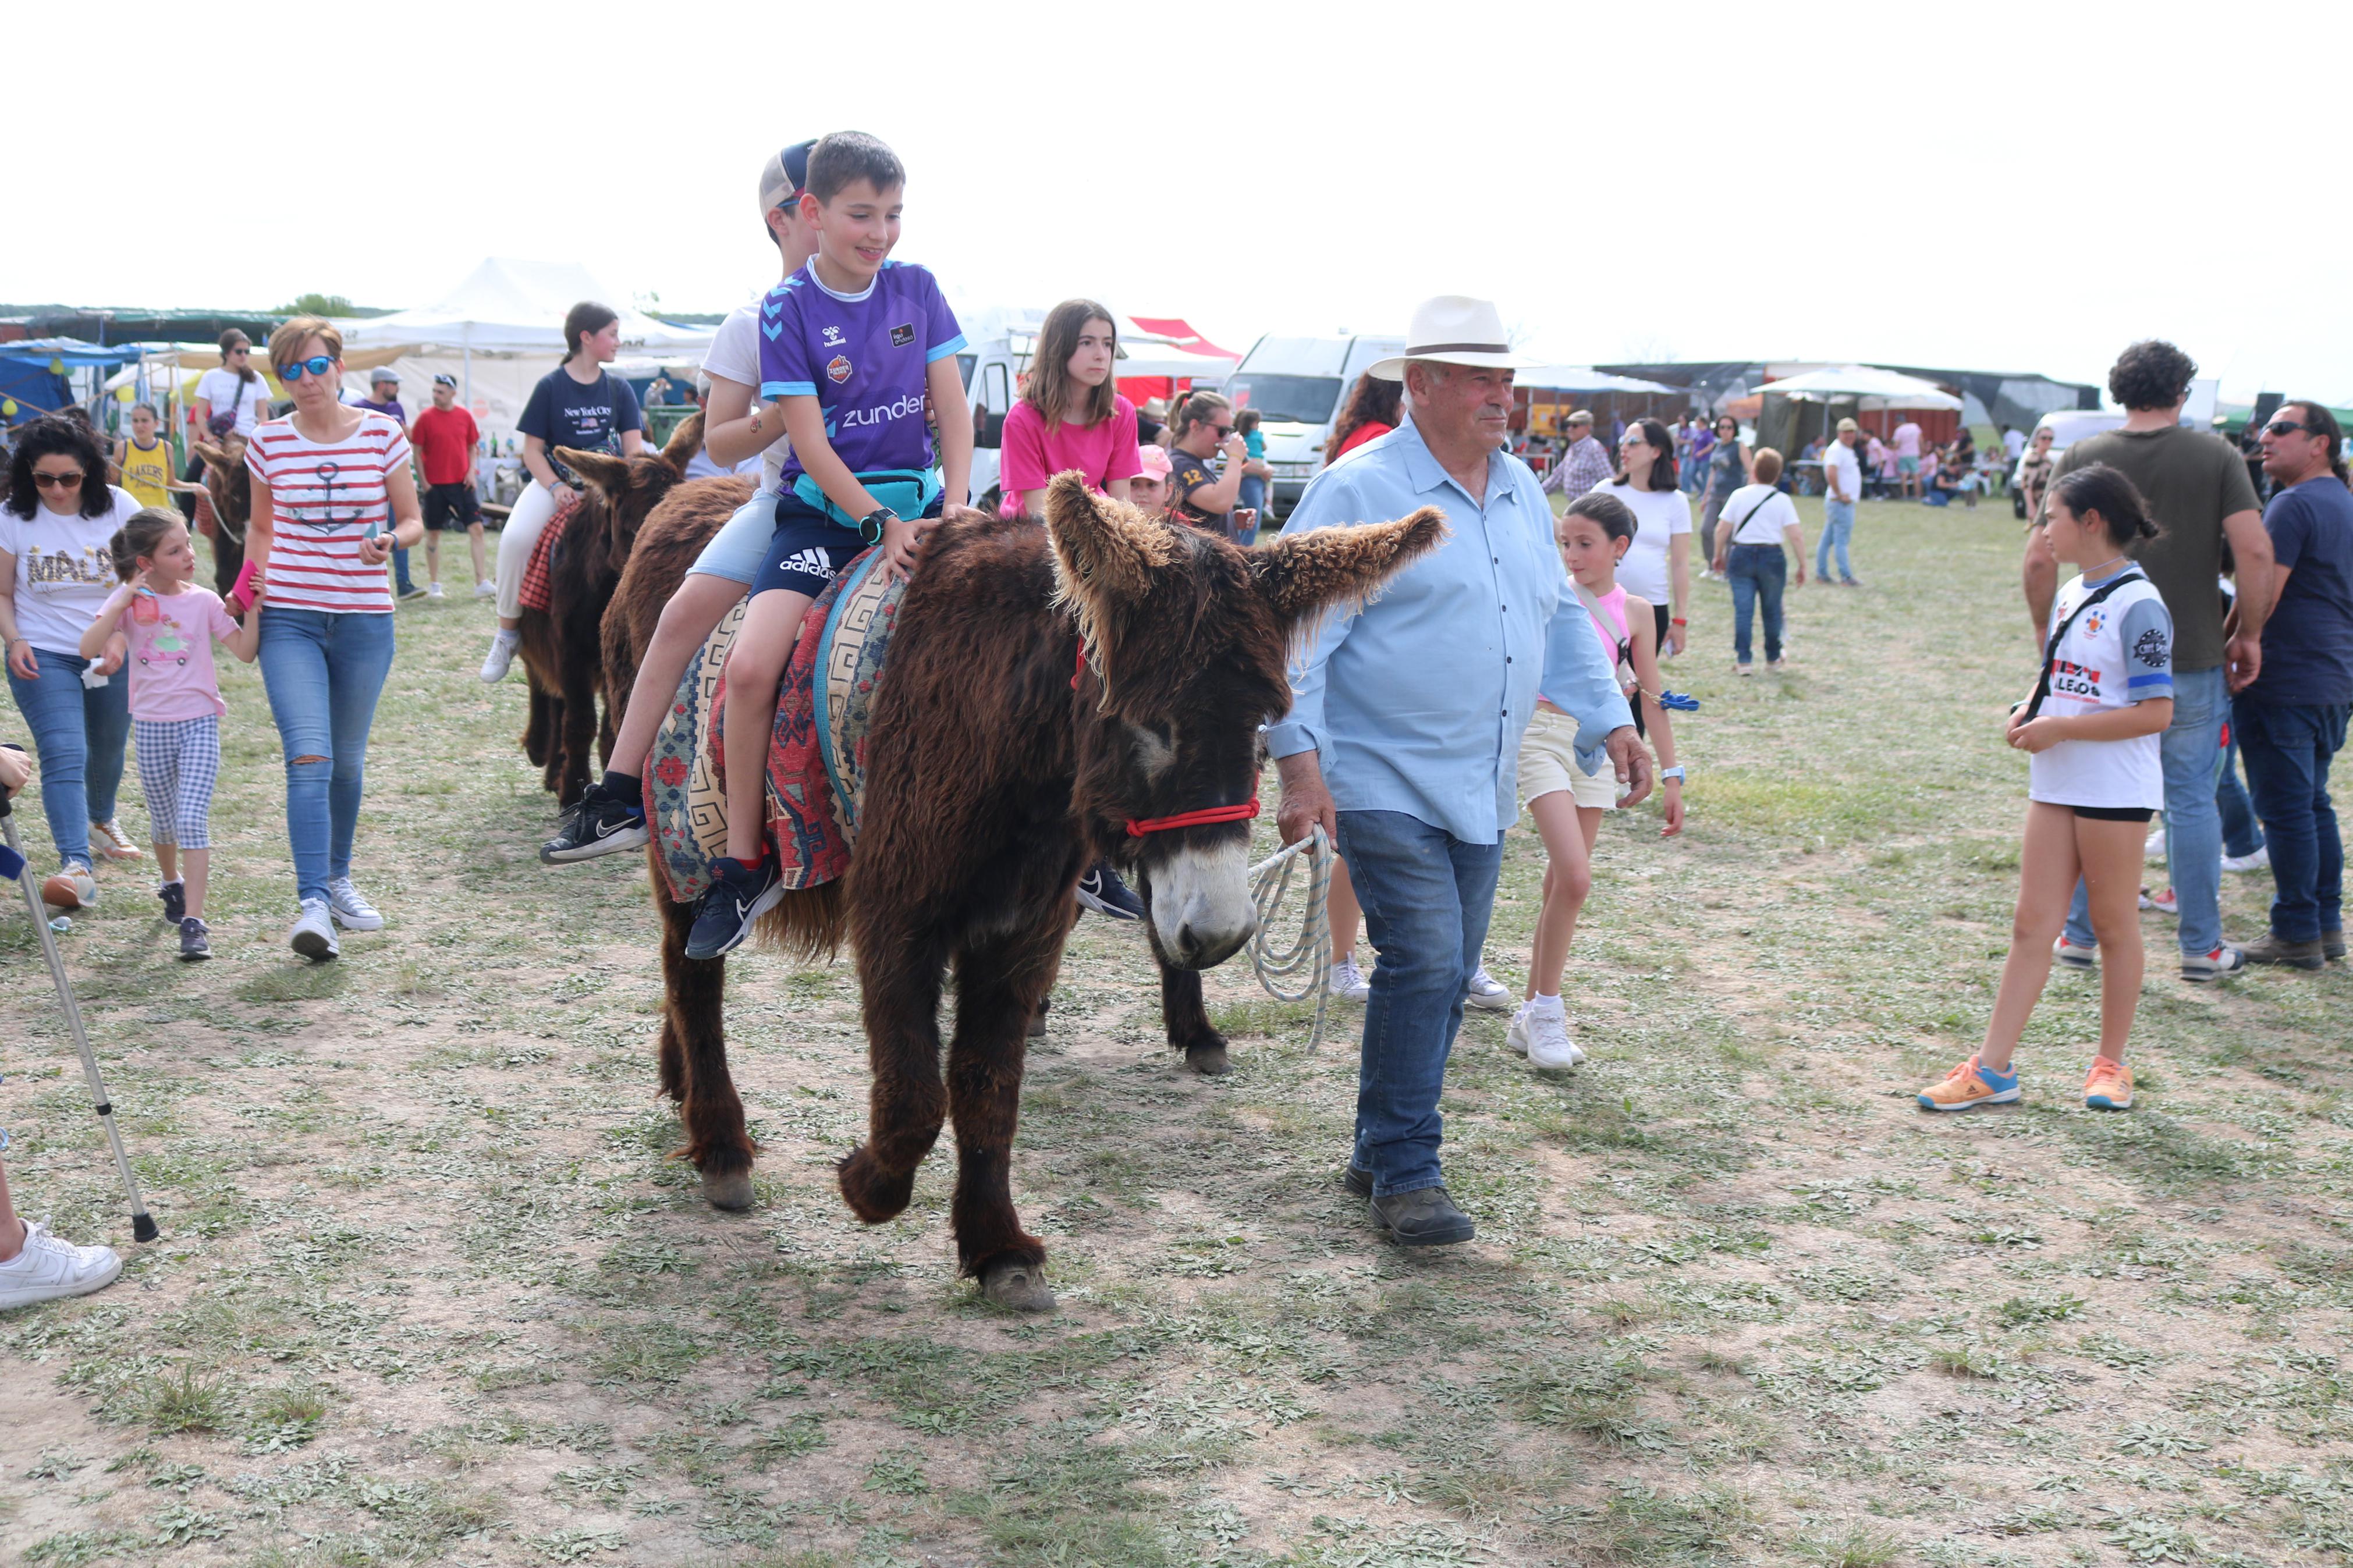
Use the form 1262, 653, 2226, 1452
541, 140, 822, 865
1919, 464, 2171, 1115
246, 317, 426, 961
0, 415, 143, 907
1587, 417, 1692, 656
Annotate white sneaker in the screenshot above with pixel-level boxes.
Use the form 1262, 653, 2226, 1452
475, 579, 496, 599
2144, 826, 2166, 863
326, 876, 385, 931
88, 818, 144, 862
1508, 1005, 1586, 1068
1330, 954, 1371, 1002
1464, 966, 1514, 1011
479, 629, 520, 683
0, 1219, 123, 1311
289, 898, 340, 962
2221, 845, 2270, 874
41, 862, 97, 913
425, 581, 446, 599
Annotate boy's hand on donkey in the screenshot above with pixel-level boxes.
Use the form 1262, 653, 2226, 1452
876, 513, 928, 585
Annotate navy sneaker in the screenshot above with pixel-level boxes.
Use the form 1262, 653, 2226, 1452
1075, 862, 1146, 922
685, 854, 785, 960
542, 780, 650, 863
158, 879, 186, 924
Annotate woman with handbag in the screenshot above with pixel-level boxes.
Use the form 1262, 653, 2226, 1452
1709, 447, 1807, 673
1695, 414, 1751, 574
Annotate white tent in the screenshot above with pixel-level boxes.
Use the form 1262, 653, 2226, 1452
1755, 364, 1963, 410
1518, 365, 1684, 396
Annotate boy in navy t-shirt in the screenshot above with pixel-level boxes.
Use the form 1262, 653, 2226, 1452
688, 129, 973, 959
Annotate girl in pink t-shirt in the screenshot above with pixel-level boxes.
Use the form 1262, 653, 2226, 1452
996, 298, 1143, 521
79, 509, 265, 958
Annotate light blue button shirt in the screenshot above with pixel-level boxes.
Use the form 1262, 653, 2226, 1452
1264, 418, 1635, 845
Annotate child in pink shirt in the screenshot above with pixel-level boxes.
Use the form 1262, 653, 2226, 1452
79, 509, 265, 958
995, 299, 1143, 520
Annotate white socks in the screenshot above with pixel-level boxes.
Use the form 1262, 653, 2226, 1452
1522, 993, 1563, 1017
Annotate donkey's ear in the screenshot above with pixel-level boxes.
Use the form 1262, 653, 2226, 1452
191, 441, 228, 470
555, 447, 630, 497
1247, 507, 1449, 624
1045, 470, 1183, 609
659, 410, 704, 474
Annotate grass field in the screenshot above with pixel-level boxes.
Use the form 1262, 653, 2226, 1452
3, 495, 2350, 1567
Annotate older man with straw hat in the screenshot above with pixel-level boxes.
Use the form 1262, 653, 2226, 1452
1268, 295, 1649, 1247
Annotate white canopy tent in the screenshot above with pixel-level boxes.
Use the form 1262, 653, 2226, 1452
1755, 364, 1964, 411
1517, 365, 1684, 396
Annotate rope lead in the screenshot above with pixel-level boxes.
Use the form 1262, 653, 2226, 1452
1245, 824, 1333, 1052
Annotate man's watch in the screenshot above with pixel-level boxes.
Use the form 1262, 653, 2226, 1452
1660, 766, 1687, 782
857, 507, 899, 546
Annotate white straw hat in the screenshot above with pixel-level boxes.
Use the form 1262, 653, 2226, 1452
1367, 296, 1544, 381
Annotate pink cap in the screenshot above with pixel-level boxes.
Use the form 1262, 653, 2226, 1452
1136, 444, 1173, 479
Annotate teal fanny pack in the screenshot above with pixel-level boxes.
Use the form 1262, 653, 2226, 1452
793, 469, 942, 544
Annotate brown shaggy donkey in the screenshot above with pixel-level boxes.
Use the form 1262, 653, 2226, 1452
516, 414, 708, 806
189, 438, 250, 600
604, 471, 1442, 1310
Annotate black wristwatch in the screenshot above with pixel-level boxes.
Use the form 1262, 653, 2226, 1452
857, 507, 899, 546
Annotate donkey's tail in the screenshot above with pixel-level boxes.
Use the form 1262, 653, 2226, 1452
755, 881, 849, 962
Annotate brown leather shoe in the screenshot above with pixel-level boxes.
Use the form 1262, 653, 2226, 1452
2240, 930, 2327, 972
2326, 927, 2345, 962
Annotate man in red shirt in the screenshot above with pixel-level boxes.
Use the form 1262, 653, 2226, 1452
410, 374, 488, 598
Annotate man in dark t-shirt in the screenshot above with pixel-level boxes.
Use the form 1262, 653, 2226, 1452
2030, 339, 2275, 982
2233, 402, 2353, 969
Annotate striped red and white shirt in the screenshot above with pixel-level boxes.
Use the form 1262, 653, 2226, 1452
245, 411, 410, 614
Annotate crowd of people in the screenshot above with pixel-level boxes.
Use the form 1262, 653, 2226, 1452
2, 123, 2348, 1297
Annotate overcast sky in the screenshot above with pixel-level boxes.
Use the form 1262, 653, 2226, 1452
15, 5, 2345, 404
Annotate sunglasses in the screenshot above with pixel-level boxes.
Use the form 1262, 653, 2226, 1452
2266, 419, 2316, 438
33, 470, 85, 489
1210, 424, 1235, 438
277, 355, 335, 382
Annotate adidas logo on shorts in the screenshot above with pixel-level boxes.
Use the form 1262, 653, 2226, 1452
780, 546, 833, 580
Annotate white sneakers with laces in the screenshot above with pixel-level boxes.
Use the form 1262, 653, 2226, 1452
88, 819, 143, 862
1508, 1002, 1585, 1068
326, 876, 385, 931
289, 898, 340, 961
474, 579, 496, 600
0, 1218, 123, 1311
1330, 954, 1371, 1002
480, 628, 520, 683
1464, 966, 1514, 1011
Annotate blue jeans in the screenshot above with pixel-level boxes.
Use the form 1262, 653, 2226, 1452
2068, 665, 2227, 957
258, 609, 396, 903
1335, 809, 1506, 1197
2233, 698, 2348, 942
1726, 544, 1787, 664
1236, 475, 1266, 537
2217, 724, 2265, 860
1817, 500, 1855, 581
5, 645, 130, 869
392, 545, 414, 595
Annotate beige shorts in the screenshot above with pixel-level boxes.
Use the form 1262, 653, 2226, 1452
1518, 704, 1618, 810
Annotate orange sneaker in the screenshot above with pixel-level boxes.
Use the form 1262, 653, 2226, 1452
1917, 1054, 2021, 1112
2084, 1057, 2134, 1111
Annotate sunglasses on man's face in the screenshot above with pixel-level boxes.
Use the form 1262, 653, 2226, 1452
278, 355, 335, 382
33, 470, 84, 489
2266, 420, 2316, 438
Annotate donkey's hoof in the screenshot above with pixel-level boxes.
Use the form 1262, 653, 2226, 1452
701, 1168, 756, 1211
981, 1258, 1056, 1313
1185, 1042, 1231, 1076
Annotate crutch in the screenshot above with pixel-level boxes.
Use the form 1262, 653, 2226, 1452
0, 777, 158, 1242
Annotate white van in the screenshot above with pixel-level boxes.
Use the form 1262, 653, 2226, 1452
953, 306, 1237, 513
1224, 333, 1407, 517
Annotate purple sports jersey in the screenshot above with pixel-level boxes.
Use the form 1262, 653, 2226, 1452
757, 259, 966, 488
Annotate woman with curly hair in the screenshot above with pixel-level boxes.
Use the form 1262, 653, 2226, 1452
1326, 372, 1402, 464
0, 415, 143, 908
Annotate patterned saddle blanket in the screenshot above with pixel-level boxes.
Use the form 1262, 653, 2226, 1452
643, 549, 901, 904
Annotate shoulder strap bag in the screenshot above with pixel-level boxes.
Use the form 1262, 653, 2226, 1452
2020, 570, 2145, 723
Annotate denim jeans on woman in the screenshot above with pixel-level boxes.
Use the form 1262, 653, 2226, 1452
5, 645, 129, 869
2067, 666, 2227, 958
258, 609, 395, 904
1334, 808, 1505, 1199
1726, 543, 1787, 666
1816, 499, 1857, 582
2232, 697, 2348, 944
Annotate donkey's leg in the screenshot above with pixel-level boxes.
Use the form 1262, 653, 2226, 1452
654, 856, 754, 1210
946, 921, 1061, 1310
836, 925, 949, 1225
1151, 926, 1233, 1077
524, 678, 554, 769
556, 648, 599, 806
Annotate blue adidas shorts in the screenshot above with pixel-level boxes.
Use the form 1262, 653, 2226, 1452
748, 491, 941, 600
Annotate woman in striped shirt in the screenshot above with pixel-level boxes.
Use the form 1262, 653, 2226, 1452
244, 317, 425, 961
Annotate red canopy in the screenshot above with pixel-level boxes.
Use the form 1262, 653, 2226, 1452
1128, 316, 1243, 362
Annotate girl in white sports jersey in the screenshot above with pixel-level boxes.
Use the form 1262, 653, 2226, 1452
1921, 464, 2171, 1113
